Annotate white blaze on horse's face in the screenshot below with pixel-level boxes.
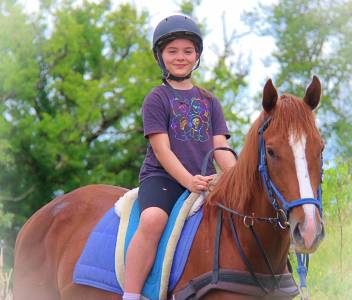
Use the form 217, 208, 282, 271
289, 131, 318, 250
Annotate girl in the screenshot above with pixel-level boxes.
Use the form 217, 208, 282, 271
123, 14, 237, 300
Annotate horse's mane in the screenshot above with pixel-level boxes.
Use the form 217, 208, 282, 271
208, 94, 321, 211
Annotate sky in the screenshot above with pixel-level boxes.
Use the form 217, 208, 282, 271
22, 0, 278, 98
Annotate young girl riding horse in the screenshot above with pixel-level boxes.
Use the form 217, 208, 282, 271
123, 14, 237, 300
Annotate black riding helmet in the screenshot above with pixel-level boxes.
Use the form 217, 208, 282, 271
152, 15, 203, 82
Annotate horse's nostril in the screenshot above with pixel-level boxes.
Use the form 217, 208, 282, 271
293, 223, 303, 243
319, 222, 325, 239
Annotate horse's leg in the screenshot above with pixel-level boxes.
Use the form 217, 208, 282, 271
13, 211, 60, 300
13, 267, 59, 300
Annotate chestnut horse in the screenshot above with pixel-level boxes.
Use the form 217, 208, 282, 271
13, 77, 325, 300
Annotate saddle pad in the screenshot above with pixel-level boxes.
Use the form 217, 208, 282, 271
73, 202, 203, 297
116, 190, 202, 300
73, 207, 123, 293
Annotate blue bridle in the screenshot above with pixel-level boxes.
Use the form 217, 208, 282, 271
258, 117, 323, 297
258, 117, 323, 219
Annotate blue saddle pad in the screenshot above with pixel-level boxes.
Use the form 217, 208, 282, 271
73, 196, 203, 297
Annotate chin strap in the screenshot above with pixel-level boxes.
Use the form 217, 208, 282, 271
167, 72, 192, 81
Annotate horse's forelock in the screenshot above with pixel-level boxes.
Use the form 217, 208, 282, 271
207, 94, 320, 211
270, 94, 320, 141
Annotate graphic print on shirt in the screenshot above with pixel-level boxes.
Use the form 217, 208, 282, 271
170, 96, 210, 142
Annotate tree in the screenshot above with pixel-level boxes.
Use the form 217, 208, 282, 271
0, 0, 159, 216
245, 0, 352, 156
322, 159, 352, 282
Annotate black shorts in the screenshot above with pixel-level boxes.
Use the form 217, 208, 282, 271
138, 176, 186, 216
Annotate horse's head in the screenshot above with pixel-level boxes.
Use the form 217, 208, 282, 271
261, 76, 325, 253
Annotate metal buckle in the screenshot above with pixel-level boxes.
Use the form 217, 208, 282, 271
298, 285, 310, 300
277, 209, 289, 229
243, 214, 255, 228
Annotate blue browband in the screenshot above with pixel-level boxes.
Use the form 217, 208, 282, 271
258, 117, 323, 218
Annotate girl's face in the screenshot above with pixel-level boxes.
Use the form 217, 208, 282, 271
161, 39, 198, 78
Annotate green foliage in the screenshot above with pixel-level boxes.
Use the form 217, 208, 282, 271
320, 160, 352, 290
0, 247, 13, 300
0, 0, 158, 215
245, 0, 352, 156
179, 0, 200, 16
307, 222, 352, 299
322, 159, 352, 223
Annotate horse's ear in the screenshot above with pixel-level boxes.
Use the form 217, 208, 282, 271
262, 79, 278, 113
303, 75, 321, 110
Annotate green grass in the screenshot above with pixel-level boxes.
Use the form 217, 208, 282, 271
292, 220, 352, 299
0, 248, 13, 300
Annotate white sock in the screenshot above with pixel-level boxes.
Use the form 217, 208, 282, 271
122, 292, 141, 300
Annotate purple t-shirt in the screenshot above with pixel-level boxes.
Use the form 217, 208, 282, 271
139, 85, 230, 184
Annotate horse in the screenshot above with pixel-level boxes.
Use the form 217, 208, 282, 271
13, 77, 325, 300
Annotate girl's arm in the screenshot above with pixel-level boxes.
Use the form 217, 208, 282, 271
213, 135, 237, 171
149, 133, 213, 193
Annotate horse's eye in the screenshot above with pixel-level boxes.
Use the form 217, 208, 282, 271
267, 147, 275, 158
321, 141, 325, 153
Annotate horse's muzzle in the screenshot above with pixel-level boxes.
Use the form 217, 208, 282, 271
291, 219, 325, 253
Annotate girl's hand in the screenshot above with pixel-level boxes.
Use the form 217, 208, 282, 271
187, 174, 214, 193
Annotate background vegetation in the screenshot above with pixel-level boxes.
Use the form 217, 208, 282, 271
0, 0, 351, 298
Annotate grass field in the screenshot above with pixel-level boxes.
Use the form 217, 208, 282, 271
0, 248, 12, 300
302, 220, 352, 299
